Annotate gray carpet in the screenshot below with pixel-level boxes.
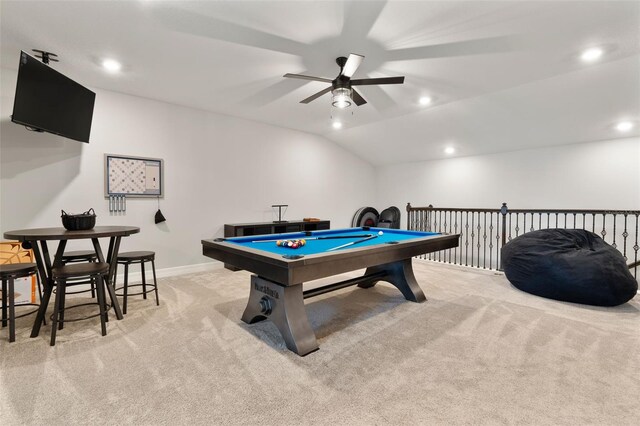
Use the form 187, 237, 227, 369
1, 261, 639, 425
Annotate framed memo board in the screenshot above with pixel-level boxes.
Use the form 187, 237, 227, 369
104, 154, 164, 197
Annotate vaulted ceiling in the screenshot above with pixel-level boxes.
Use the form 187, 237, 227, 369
1, 1, 639, 165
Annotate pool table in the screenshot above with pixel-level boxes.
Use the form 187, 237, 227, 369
201, 227, 459, 356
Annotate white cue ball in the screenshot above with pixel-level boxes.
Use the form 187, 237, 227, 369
378, 231, 384, 235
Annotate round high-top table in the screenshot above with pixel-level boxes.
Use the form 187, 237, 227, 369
3, 226, 140, 338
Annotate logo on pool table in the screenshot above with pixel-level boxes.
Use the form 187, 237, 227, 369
254, 282, 279, 299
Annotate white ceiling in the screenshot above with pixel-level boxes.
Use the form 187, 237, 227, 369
1, 0, 639, 165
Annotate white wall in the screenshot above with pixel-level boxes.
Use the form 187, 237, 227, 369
0, 68, 376, 270
375, 138, 640, 216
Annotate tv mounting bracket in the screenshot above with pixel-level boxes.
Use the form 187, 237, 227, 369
32, 49, 58, 64
19, 49, 59, 133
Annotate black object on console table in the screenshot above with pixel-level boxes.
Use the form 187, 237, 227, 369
223, 219, 330, 270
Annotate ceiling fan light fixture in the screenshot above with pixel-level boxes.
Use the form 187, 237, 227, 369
331, 87, 352, 109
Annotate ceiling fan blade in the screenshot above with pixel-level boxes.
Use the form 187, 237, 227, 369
351, 76, 405, 86
351, 88, 367, 106
300, 86, 332, 104
341, 53, 364, 78
284, 73, 332, 83
386, 35, 517, 61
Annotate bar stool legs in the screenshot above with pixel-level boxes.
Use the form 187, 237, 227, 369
8, 278, 15, 342
49, 262, 110, 346
1, 263, 38, 343
115, 251, 159, 315
95, 274, 108, 337
50, 279, 63, 346
1, 277, 17, 342
1, 278, 7, 328
123, 263, 129, 315
151, 259, 159, 307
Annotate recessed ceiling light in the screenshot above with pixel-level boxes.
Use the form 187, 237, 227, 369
419, 96, 432, 106
102, 59, 122, 73
580, 47, 603, 62
444, 146, 455, 155
332, 121, 342, 130
616, 121, 634, 132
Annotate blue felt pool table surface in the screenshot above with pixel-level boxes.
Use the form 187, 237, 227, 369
226, 227, 441, 257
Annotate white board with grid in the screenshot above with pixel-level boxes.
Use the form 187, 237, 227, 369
104, 154, 163, 197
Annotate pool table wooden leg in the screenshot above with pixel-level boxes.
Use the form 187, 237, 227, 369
358, 259, 427, 303
241, 275, 319, 356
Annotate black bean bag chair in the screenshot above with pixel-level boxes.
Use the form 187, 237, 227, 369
501, 229, 637, 306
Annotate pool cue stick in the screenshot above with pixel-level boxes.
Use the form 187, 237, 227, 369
326, 234, 378, 252
251, 234, 372, 243
317, 234, 372, 240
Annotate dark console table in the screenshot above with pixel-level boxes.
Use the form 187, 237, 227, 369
224, 220, 330, 238
223, 220, 330, 270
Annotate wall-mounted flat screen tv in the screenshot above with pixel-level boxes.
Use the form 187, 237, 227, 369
11, 51, 96, 143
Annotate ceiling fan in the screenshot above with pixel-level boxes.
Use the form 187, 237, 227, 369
283, 53, 404, 108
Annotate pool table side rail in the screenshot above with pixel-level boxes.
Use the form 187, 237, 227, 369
202, 233, 460, 286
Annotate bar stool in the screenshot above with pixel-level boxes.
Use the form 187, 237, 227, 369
61, 250, 98, 298
115, 251, 159, 314
1, 263, 38, 342
50, 262, 110, 346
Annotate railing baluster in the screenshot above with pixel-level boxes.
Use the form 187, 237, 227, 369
454, 210, 458, 265
634, 213, 639, 279
611, 214, 617, 249
477, 213, 482, 268
483, 212, 487, 269
622, 213, 628, 261
489, 212, 494, 269
465, 211, 470, 267
438, 210, 443, 262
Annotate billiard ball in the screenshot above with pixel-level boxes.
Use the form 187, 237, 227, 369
378, 231, 384, 236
